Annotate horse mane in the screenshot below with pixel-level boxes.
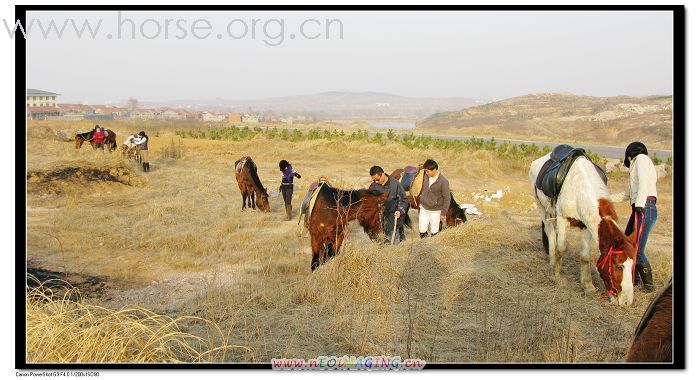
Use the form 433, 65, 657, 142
319, 184, 375, 208
77, 131, 93, 139
245, 159, 267, 195
598, 198, 619, 221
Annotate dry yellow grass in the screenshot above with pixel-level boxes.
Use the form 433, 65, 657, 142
26, 276, 246, 363
25, 120, 675, 363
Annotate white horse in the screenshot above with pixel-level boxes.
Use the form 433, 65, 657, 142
529, 153, 638, 306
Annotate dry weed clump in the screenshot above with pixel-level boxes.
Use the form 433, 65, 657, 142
26, 276, 246, 363
159, 137, 187, 160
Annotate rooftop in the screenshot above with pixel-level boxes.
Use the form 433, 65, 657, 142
27, 88, 60, 96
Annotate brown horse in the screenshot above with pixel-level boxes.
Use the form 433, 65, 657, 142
390, 167, 467, 228
626, 280, 673, 362
234, 156, 270, 212
75, 128, 118, 152
308, 183, 388, 271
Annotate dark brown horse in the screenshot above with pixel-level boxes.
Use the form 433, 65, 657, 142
308, 183, 388, 271
75, 128, 118, 152
626, 280, 673, 362
390, 167, 466, 228
234, 156, 270, 212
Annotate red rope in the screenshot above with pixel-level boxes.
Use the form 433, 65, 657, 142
598, 210, 644, 299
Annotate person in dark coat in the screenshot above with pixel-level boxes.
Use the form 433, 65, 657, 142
369, 166, 409, 244
279, 160, 301, 220
133, 131, 150, 172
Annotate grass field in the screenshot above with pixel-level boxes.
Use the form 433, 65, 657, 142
24, 120, 674, 363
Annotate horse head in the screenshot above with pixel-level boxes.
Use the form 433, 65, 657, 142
357, 190, 389, 240
255, 187, 271, 212
447, 194, 467, 226
597, 216, 638, 306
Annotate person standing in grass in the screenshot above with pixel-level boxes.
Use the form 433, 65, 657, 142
369, 165, 408, 244
611, 142, 658, 292
418, 159, 451, 238
92, 125, 105, 151
279, 160, 301, 220
133, 131, 150, 172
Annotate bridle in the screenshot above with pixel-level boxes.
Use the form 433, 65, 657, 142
596, 211, 644, 297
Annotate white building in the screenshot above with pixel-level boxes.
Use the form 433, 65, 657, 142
242, 114, 259, 123
201, 112, 226, 122
27, 89, 59, 107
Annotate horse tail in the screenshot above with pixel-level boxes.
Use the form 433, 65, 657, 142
541, 221, 549, 255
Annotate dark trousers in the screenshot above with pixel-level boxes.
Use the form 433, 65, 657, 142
281, 185, 294, 205
383, 212, 406, 245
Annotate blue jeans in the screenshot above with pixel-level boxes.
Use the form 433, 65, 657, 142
624, 198, 658, 266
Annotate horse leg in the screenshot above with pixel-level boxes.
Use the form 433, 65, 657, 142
553, 217, 568, 282
580, 228, 597, 295
543, 219, 560, 281
250, 191, 256, 209
330, 226, 346, 258
241, 192, 247, 210
310, 235, 324, 271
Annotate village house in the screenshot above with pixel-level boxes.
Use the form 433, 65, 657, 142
26, 89, 61, 120
201, 111, 226, 122
227, 112, 242, 123
27, 89, 59, 107
242, 114, 259, 123
129, 109, 160, 120
161, 108, 188, 120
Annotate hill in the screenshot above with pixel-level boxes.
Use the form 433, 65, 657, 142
148, 91, 482, 120
417, 93, 673, 149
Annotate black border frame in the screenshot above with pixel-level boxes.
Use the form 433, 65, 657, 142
15, 4, 686, 370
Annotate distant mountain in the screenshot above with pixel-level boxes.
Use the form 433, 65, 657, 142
144, 91, 482, 120
417, 92, 673, 149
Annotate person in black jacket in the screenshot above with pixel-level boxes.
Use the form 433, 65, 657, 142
369, 166, 408, 245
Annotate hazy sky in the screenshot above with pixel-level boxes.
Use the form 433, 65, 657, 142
25, 10, 674, 103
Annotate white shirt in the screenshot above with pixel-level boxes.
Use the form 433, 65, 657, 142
133, 136, 146, 146
611, 154, 658, 206
123, 135, 136, 146
428, 170, 439, 187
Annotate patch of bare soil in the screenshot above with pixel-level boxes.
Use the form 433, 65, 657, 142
26, 164, 142, 195
27, 260, 109, 300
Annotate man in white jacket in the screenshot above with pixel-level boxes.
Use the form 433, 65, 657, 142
611, 142, 658, 292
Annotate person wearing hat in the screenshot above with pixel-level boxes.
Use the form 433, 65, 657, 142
612, 142, 658, 292
279, 160, 301, 220
133, 131, 150, 172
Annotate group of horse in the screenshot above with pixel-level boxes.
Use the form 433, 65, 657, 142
74, 127, 118, 152
233, 157, 466, 271
233, 150, 672, 362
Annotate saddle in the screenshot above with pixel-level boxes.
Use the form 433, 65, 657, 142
535, 144, 607, 199
400, 166, 417, 191
298, 180, 325, 227
408, 168, 426, 209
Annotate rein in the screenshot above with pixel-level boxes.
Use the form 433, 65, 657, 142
597, 211, 645, 297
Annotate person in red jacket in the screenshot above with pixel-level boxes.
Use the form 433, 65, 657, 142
92, 125, 105, 150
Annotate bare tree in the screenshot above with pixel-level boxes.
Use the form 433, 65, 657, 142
127, 98, 139, 111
